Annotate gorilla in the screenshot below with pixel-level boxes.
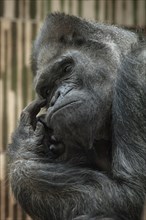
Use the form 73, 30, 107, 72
8, 13, 146, 220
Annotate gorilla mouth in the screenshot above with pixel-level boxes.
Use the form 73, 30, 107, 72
48, 100, 82, 122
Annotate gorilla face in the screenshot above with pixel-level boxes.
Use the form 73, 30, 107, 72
35, 49, 114, 165
31, 13, 136, 167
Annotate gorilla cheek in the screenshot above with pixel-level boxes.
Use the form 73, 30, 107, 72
46, 102, 96, 146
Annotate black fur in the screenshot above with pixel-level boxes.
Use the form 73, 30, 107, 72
8, 13, 146, 220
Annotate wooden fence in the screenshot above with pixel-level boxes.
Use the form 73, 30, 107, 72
0, 0, 146, 25
0, 0, 146, 219
0, 18, 40, 220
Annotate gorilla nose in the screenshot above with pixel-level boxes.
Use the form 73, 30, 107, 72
50, 90, 61, 106
50, 84, 73, 107
49, 135, 65, 157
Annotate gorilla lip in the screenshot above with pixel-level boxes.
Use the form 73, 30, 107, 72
47, 100, 82, 123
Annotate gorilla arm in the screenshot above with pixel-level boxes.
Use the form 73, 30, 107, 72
7, 100, 129, 220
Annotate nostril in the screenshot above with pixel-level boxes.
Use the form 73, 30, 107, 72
37, 114, 47, 126
51, 135, 57, 143
49, 143, 65, 156
50, 90, 61, 106
50, 96, 56, 106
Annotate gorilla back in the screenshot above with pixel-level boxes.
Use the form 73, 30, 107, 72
8, 13, 146, 220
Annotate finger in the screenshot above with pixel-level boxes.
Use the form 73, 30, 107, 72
37, 114, 47, 125
34, 121, 45, 136
23, 99, 46, 130
23, 99, 46, 117
18, 112, 34, 136
20, 111, 31, 125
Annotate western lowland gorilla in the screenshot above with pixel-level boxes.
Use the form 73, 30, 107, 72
8, 13, 146, 220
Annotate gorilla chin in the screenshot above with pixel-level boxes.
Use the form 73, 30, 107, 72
8, 12, 146, 220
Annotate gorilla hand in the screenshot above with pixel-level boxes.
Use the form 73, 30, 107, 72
8, 99, 61, 163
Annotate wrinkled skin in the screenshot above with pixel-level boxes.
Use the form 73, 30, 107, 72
8, 13, 146, 220
35, 49, 114, 169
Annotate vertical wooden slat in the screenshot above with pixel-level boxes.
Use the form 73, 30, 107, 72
137, 0, 146, 26
72, 0, 78, 16
16, 21, 23, 117
98, 0, 106, 22
24, 0, 30, 19
3, 21, 11, 220
0, 154, 6, 220
115, 0, 123, 25
64, 0, 69, 14
112, 0, 116, 23
0, 79, 3, 149
52, 0, 60, 12
0, 20, 5, 220
0, 21, 3, 151
0, 19, 5, 97
94, 0, 99, 21
0, 0, 4, 17
60, 0, 65, 12
47, 0, 52, 14
0, 20, 4, 151
106, 0, 113, 23
83, 0, 95, 20
123, 0, 134, 26
42, 0, 46, 20
29, 0, 36, 19
0, 15, 7, 206
6, 23, 15, 219
25, 22, 33, 103
15, 0, 19, 18
4, 0, 15, 19
36, 0, 42, 20
0, 153, 5, 182
16, 203, 23, 220
68, 0, 73, 14
18, 0, 23, 19
22, 22, 27, 108
133, 0, 137, 25
143, 203, 146, 220
8, 190, 16, 220
6, 22, 15, 143
77, 0, 83, 17
2, 22, 8, 150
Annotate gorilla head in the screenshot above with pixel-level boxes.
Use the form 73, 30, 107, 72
8, 13, 146, 220
31, 13, 137, 169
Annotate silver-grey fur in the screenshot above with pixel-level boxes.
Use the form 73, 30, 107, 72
8, 13, 146, 220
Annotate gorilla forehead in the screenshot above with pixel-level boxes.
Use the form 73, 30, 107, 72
31, 13, 137, 74
34, 12, 137, 52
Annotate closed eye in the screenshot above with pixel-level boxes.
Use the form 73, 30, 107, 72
54, 57, 74, 75
62, 63, 73, 73
36, 57, 74, 98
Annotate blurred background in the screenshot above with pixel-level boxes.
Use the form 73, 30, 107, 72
0, 0, 146, 219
